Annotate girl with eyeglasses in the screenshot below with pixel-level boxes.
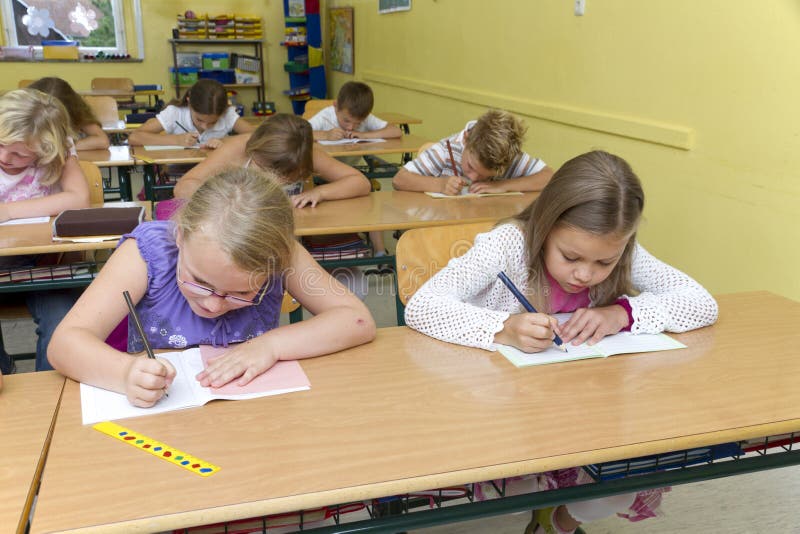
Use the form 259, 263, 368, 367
49, 167, 376, 408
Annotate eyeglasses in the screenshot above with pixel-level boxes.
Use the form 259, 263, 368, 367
176, 263, 269, 307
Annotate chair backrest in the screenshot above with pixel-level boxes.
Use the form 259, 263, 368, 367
91, 77, 134, 92
281, 292, 300, 314
84, 96, 120, 126
395, 221, 495, 305
17, 79, 34, 88
78, 160, 106, 204
302, 99, 335, 120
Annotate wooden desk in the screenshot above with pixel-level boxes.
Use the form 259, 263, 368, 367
317, 134, 429, 159
294, 189, 535, 236
77, 146, 136, 201
374, 111, 422, 134
30, 292, 800, 533
0, 201, 151, 257
130, 146, 209, 202
0, 372, 65, 534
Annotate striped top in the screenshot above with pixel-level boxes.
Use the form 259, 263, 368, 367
402, 120, 546, 179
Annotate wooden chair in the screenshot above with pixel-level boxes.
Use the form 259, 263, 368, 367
90, 77, 137, 110
84, 96, 120, 127
302, 99, 334, 120
17, 79, 34, 88
395, 221, 495, 306
78, 160, 106, 204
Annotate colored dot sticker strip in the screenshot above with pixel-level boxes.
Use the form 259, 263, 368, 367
93, 421, 220, 477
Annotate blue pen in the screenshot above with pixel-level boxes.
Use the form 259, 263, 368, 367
497, 271, 567, 352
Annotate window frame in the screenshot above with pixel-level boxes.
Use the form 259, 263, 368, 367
0, 0, 143, 57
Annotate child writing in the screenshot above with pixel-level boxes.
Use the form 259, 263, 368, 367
174, 113, 371, 207
170, 113, 372, 299
307, 81, 402, 270
404, 150, 718, 533
128, 79, 254, 149
0, 88, 90, 372
28, 77, 110, 151
393, 109, 553, 196
48, 167, 376, 406
308, 81, 402, 142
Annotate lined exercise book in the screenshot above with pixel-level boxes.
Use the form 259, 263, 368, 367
497, 313, 686, 367
80, 346, 310, 425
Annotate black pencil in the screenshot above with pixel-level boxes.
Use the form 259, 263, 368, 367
175, 120, 190, 133
123, 291, 155, 359
497, 271, 567, 351
123, 291, 169, 396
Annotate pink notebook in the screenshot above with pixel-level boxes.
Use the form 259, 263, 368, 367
199, 345, 311, 396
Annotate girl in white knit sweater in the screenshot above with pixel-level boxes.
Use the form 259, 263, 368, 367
405, 150, 718, 533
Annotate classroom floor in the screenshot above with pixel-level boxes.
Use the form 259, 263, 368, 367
2, 175, 798, 532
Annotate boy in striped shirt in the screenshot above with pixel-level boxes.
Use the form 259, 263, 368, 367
393, 109, 553, 195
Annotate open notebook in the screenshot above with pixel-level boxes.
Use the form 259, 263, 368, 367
425, 191, 524, 199
80, 346, 310, 425
317, 138, 386, 145
497, 313, 686, 367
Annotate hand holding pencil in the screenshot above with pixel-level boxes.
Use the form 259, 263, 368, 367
122, 291, 175, 407
442, 140, 469, 196
494, 272, 567, 353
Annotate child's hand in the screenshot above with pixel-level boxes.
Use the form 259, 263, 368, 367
201, 138, 223, 149
469, 182, 505, 194
326, 128, 347, 141
443, 175, 467, 196
558, 305, 629, 346
349, 131, 365, 139
494, 312, 560, 353
124, 356, 176, 408
291, 189, 324, 208
196, 342, 279, 387
177, 133, 200, 146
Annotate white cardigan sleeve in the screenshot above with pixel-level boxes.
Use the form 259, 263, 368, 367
404, 225, 527, 350
626, 244, 718, 333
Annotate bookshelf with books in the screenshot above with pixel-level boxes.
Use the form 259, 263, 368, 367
282, 0, 326, 115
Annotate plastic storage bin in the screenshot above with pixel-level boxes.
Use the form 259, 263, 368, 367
202, 52, 229, 69
170, 67, 199, 85
199, 69, 235, 84
42, 40, 79, 60
176, 52, 201, 68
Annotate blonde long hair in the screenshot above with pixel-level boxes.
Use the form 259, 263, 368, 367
513, 150, 645, 311
177, 167, 295, 286
0, 89, 73, 186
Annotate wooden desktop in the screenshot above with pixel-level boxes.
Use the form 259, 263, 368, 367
29, 292, 800, 533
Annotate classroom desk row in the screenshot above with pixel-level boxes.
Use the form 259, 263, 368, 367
77, 134, 432, 202
4, 292, 799, 533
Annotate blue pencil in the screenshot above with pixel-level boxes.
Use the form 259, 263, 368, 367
497, 271, 567, 352
174, 120, 190, 133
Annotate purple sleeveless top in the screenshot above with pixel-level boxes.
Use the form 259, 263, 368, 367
119, 221, 284, 352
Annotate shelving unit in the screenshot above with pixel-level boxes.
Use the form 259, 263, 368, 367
169, 39, 265, 104
282, 0, 326, 115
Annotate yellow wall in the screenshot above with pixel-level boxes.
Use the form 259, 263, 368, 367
325, 0, 800, 301
5, 1, 798, 300
1, 1, 300, 112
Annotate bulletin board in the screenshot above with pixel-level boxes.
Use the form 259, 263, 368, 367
329, 7, 354, 74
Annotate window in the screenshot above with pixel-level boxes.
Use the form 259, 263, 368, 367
1, 0, 135, 54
